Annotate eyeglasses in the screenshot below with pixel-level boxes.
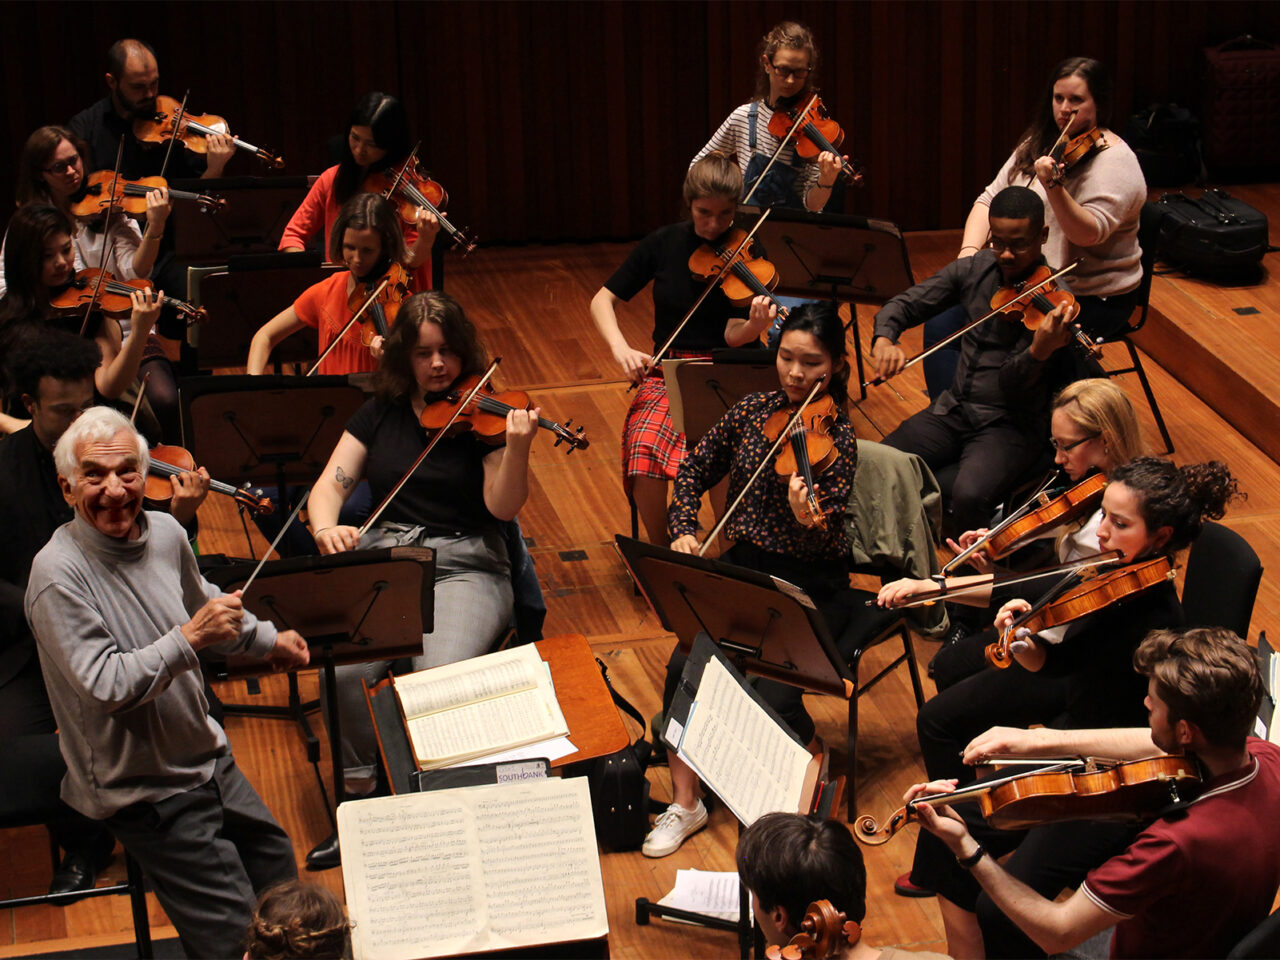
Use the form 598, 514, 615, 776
988, 237, 1034, 255
769, 62, 811, 80
1049, 433, 1099, 452
43, 157, 81, 175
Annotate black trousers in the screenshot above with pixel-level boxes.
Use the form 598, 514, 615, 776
882, 407, 1045, 536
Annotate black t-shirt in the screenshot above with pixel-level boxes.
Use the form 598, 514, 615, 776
604, 221, 745, 351
68, 96, 206, 181
346, 397, 501, 535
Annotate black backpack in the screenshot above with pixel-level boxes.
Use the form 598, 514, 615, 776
564, 659, 652, 851
1155, 189, 1270, 283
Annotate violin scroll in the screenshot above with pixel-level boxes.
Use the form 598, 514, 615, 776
852, 808, 913, 846
764, 900, 861, 960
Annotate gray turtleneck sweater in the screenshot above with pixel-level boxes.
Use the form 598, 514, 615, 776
26, 510, 278, 819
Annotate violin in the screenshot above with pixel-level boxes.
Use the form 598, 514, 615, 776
49, 268, 207, 325
763, 393, 840, 527
764, 900, 861, 960
1046, 127, 1108, 186
133, 94, 284, 169
991, 264, 1096, 356
145, 445, 273, 515
945, 473, 1106, 574
419, 374, 589, 452
71, 169, 225, 219
688, 228, 791, 322
349, 262, 412, 347
364, 156, 477, 255
986, 555, 1176, 668
854, 754, 1200, 845
766, 94, 865, 186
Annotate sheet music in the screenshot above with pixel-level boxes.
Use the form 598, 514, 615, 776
339, 777, 608, 960
678, 656, 811, 824
657, 869, 741, 923
394, 644, 542, 717
407, 687, 568, 769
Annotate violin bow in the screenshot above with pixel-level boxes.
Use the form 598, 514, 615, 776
1025, 110, 1078, 188
742, 93, 820, 207
159, 89, 191, 181
305, 275, 393, 377
382, 144, 420, 201
129, 371, 151, 424
80, 138, 126, 337
875, 549, 1124, 609
633, 206, 773, 391
696, 375, 826, 558
241, 489, 310, 592
940, 468, 1065, 574
357, 358, 502, 538
862, 259, 1080, 389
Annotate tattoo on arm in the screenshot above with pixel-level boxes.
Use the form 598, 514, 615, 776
335, 466, 354, 490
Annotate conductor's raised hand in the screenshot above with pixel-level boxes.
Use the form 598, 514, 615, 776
182, 590, 244, 650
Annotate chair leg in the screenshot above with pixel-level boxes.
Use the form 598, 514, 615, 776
125, 851, 154, 959
902, 628, 925, 709
846, 679, 858, 821
1125, 340, 1175, 454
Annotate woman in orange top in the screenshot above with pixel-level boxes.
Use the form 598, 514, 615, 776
248, 193, 408, 376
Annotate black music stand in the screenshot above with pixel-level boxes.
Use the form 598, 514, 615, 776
186, 253, 338, 370
666, 349, 779, 448
169, 176, 312, 263
205, 547, 435, 815
614, 535, 851, 698
179, 373, 364, 490
737, 205, 916, 399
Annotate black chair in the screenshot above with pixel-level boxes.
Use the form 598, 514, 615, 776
831, 587, 926, 817
1229, 907, 1280, 958
0, 737, 152, 957
1095, 202, 1175, 454
1180, 521, 1264, 639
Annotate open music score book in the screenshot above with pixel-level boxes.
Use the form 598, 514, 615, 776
339, 777, 608, 960
391, 645, 569, 771
666, 634, 842, 825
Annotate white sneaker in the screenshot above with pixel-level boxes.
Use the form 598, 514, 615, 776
642, 799, 708, 857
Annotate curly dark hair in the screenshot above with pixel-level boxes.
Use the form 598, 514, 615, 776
1106, 457, 1243, 555
8, 329, 101, 402
374, 290, 487, 402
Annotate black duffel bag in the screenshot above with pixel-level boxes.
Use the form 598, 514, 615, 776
1155, 188, 1269, 283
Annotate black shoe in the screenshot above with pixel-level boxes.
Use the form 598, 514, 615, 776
305, 832, 341, 871
927, 622, 971, 679
48, 853, 98, 900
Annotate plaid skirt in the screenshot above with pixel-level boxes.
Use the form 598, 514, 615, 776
621, 349, 710, 487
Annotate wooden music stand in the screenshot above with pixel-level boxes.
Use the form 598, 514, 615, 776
168, 176, 312, 263
737, 204, 916, 398
204, 546, 435, 812
664, 349, 778, 447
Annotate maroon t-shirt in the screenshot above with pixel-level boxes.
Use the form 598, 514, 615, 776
1081, 738, 1280, 958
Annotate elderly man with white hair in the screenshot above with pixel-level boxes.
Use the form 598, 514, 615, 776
25, 406, 310, 959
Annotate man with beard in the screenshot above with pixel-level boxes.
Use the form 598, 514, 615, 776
68, 38, 234, 181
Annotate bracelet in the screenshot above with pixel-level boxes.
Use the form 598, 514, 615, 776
956, 845, 987, 870
817, 180, 836, 189
959, 245, 980, 254
312, 526, 333, 536
143, 232, 163, 241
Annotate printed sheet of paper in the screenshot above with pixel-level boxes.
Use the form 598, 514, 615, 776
394, 644, 543, 718
339, 777, 608, 960
657, 869, 740, 924
678, 656, 811, 824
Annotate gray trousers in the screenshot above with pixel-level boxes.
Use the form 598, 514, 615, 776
104, 754, 296, 959
329, 524, 513, 785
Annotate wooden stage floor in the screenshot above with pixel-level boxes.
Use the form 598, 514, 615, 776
4, 191, 1279, 958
